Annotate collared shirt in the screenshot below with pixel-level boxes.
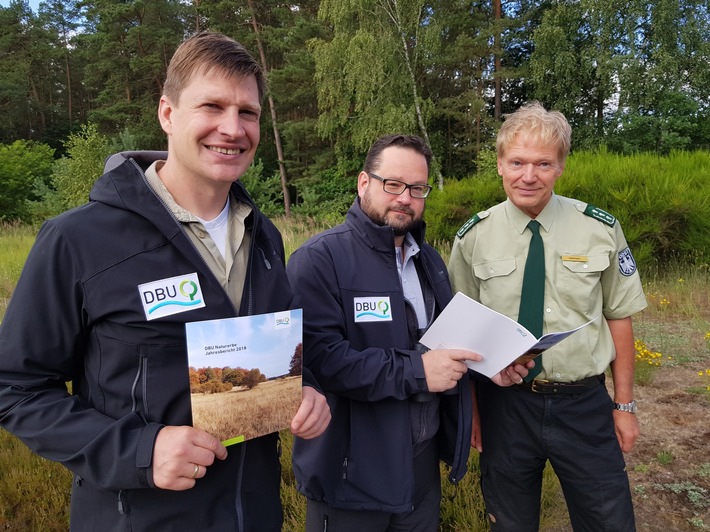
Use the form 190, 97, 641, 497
448, 194, 647, 382
145, 161, 252, 312
395, 233, 429, 328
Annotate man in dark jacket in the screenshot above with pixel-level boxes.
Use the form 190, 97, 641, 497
0, 32, 329, 531
288, 134, 527, 531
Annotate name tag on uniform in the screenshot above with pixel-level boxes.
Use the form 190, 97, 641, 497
561, 255, 588, 262
353, 296, 392, 322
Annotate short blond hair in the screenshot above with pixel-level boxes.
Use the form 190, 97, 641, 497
497, 102, 572, 161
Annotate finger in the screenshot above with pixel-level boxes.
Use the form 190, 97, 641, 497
191, 428, 228, 460
449, 349, 483, 362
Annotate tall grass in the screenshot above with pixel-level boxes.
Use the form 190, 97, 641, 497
1, 218, 709, 531
0, 223, 36, 322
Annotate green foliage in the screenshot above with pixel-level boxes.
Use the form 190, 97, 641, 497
0, 140, 55, 223
293, 166, 358, 222
51, 123, 112, 211
239, 160, 285, 218
425, 173, 506, 243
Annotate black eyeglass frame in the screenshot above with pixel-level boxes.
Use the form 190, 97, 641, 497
367, 172, 433, 199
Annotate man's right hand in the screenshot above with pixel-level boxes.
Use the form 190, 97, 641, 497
421, 348, 481, 392
152, 426, 228, 490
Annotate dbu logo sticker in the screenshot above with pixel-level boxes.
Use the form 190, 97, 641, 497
138, 273, 206, 320
354, 296, 392, 322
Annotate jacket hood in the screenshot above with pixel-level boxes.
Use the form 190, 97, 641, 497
91, 151, 256, 236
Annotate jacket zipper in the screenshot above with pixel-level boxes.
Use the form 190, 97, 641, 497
132, 157, 273, 528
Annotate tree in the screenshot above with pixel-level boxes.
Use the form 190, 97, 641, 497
0, 140, 54, 222
289, 343, 303, 376
51, 123, 111, 210
242, 368, 264, 390
312, 0, 443, 184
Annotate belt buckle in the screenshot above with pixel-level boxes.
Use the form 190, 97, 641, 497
530, 379, 549, 393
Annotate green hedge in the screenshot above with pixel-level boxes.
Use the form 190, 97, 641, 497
426, 149, 710, 272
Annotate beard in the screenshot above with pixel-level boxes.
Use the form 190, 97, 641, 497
360, 193, 423, 236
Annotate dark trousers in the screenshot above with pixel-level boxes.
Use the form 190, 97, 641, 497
477, 378, 636, 532
304, 439, 441, 532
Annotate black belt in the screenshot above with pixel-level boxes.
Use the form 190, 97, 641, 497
518, 375, 603, 394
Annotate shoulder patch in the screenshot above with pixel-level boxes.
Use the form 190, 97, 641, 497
618, 247, 637, 276
583, 204, 616, 227
456, 211, 489, 238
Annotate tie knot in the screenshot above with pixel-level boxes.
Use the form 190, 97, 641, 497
527, 220, 541, 235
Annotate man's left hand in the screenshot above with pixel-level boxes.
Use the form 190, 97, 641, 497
612, 409, 640, 452
490, 360, 534, 386
290, 386, 331, 439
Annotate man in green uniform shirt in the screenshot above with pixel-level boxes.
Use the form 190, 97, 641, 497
448, 102, 647, 531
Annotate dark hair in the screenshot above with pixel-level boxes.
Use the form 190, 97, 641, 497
163, 32, 265, 104
363, 134, 433, 174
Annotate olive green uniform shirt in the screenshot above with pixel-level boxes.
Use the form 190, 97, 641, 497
448, 194, 647, 382
145, 161, 252, 312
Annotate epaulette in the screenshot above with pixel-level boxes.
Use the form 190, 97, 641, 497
581, 203, 616, 227
456, 211, 489, 238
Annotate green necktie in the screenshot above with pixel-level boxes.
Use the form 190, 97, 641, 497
519, 220, 545, 382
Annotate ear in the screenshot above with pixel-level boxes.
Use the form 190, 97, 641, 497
157, 95, 174, 136
497, 157, 504, 176
357, 171, 370, 197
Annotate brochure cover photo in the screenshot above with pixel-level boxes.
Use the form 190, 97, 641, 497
185, 309, 303, 446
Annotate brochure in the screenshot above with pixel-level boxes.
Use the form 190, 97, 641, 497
185, 309, 303, 446
419, 292, 597, 378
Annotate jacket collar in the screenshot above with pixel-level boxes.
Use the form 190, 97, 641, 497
345, 198, 427, 253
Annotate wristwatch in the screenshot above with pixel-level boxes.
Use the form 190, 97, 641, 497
613, 400, 637, 413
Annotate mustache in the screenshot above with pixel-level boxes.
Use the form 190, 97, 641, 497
388, 205, 415, 216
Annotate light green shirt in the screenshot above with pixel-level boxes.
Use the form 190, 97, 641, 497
145, 161, 252, 312
448, 194, 647, 382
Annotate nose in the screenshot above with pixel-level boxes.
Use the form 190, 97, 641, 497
218, 109, 245, 138
522, 163, 536, 181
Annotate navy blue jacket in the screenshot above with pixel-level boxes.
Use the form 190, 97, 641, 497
0, 152, 291, 531
288, 199, 472, 512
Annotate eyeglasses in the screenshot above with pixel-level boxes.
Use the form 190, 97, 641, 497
367, 172, 433, 199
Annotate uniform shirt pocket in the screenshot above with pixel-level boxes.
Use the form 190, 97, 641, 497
473, 258, 517, 281
560, 253, 610, 313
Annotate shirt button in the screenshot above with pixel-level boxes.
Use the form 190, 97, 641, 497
555, 373, 561, 378
545, 308, 552, 313
490, 269, 495, 274
197, 230, 206, 238
583, 264, 588, 269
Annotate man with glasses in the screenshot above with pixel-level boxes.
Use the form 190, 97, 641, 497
287, 134, 528, 531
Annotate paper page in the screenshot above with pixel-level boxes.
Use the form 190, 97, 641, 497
420, 292, 598, 378
420, 293, 537, 378
185, 309, 302, 446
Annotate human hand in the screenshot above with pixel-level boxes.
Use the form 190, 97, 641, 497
291, 386, 331, 439
613, 409, 640, 452
422, 349, 481, 393
490, 359, 534, 387
152, 426, 228, 490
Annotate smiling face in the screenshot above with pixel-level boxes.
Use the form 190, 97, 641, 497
158, 67, 261, 196
497, 135, 565, 218
358, 146, 429, 245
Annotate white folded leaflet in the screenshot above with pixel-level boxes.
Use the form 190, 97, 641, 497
419, 292, 598, 378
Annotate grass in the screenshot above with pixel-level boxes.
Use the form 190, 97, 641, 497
1, 219, 709, 530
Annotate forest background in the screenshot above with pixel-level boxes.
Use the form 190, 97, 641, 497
1, 0, 709, 229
